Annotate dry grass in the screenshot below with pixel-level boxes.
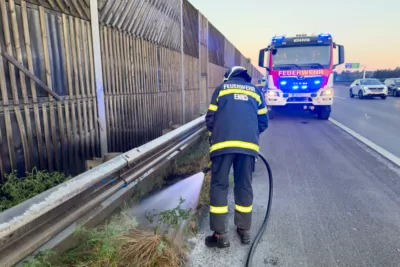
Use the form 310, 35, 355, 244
117, 228, 187, 267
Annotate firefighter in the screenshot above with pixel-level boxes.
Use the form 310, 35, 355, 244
205, 66, 269, 248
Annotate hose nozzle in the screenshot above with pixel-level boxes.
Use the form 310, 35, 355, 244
202, 161, 212, 174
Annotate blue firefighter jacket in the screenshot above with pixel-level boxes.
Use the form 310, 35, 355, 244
205, 76, 269, 158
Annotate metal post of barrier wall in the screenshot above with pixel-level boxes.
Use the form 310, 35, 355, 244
180, 0, 186, 124
90, 0, 108, 156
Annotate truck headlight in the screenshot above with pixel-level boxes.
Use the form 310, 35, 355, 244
320, 89, 333, 96
267, 90, 279, 97
363, 87, 369, 90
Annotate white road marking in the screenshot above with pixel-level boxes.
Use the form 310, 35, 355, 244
334, 96, 346, 100
329, 118, 400, 167
364, 114, 371, 119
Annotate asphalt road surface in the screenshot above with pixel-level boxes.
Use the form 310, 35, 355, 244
332, 85, 400, 158
188, 112, 400, 267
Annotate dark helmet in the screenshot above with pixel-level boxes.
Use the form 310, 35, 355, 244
223, 66, 252, 82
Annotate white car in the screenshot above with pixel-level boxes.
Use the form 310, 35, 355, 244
349, 78, 388, 99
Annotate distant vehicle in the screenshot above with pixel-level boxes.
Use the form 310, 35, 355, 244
349, 78, 388, 99
383, 78, 400, 97
258, 33, 345, 120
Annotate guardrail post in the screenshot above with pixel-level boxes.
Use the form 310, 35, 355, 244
180, 0, 185, 124
90, 0, 108, 156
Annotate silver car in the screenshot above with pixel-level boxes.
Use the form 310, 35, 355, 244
349, 78, 388, 99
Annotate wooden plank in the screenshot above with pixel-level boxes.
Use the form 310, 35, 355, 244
1, 0, 17, 171
102, 26, 111, 151
77, 19, 89, 158
107, 28, 116, 151
144, 40, 149, 142
70, 16, 85, 162
131, 35, 138, 147
112, 30, 119, 151
68, 15, 81, 168
21, 0, 45, 169
41, 103, 52, 171
69, 0, 84, 19
115, 31, 123, 151
77, 0, 90, 20
0, 49, 63, 101
62, 14, 73, 171
134, 37, 140, 145
123, 33, 130, 148
87, 21, 96, 157
9, 0, 32, 171
126, 33, 132, 148
53, 12, 67, 171
39, 6, 58, 171
82, 20, 94, 158
0, 42, 15, 175
54, 0, 66, 13
151, 42, 156, 139
125, 34, 132, 148
138, 38, 144, 144
118, 32, 126, 150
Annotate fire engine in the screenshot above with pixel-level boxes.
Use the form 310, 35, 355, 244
258, 33, 344, 119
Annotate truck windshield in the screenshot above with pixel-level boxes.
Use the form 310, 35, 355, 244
272, 45, 330, 70
360, 79, 382, 85
394, 79, 400, 85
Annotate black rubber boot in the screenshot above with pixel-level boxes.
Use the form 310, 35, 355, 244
205, 232, 230, 248
237, 228, 250, 244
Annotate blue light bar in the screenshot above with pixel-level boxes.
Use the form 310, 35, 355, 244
318, 33, 331, 40
272, 36, 285, 44
272, 36, 285, 40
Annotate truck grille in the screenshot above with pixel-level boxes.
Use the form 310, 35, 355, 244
278, 76, 322, 93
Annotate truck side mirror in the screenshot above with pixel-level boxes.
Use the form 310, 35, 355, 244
258, 49, 265, 68
338, 45, 344, 64
333, 44, 345, 68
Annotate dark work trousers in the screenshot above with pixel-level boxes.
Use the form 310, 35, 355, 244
209, 153, 255, 233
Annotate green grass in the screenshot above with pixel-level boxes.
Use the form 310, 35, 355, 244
0, 168, 72, 212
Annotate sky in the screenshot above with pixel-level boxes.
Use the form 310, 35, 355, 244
188, 0, 400, 72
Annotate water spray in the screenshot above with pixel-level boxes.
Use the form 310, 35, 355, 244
203, 153, 273, 267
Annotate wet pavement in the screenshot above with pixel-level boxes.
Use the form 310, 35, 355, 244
187, 111, 400, 267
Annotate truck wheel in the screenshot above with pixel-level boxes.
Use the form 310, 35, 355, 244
381, 95, 387, 99
317, 106, 331, 120
394, 90, 399, 97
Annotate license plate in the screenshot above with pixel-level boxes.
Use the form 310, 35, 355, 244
292, 93, 307, 97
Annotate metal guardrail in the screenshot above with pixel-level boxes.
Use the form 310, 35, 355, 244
0, 115, 206, 267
